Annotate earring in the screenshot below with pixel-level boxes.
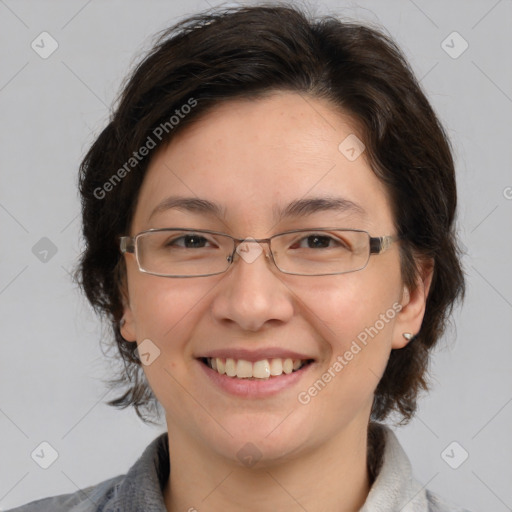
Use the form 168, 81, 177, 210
402, 332, 413, 341
120, 318, 126, 327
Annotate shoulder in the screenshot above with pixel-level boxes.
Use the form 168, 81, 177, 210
426, 489, 474, 512
361, 423, 474, 512
6, 432, 169, 512
4, 474, 124, 511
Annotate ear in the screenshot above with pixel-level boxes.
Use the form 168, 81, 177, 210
119, 281, 137, 343
392, 260, 434, 349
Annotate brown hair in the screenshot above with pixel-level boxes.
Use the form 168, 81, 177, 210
74, 3, 465, 426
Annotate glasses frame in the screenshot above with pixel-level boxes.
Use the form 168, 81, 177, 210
119, 227, 398, 278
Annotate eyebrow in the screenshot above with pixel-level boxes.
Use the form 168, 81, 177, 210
148, 195, 366, 222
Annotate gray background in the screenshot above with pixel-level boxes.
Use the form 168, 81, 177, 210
1, 0, 511, 510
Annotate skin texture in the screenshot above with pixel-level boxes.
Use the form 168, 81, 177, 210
120, 92, 433, 512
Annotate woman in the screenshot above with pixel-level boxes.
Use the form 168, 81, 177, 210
10, 3, 469, 511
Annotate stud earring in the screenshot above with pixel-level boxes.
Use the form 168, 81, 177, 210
120, 318, 126, 327
402, 332, 413, 341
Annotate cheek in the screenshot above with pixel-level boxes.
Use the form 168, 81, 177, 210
299, 305, 389, 423
293, 267, 400, 341
284, 275, 400, 437
291, 270, 400, 389
128, 274, 212, 350
127, 276, 213, 409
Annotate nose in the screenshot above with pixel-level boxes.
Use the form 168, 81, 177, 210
210, 239, 294, 332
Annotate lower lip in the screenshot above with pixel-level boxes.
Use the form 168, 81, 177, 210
197, 359, 314, 398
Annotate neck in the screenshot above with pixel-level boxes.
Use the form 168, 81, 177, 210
163, 418, 376, 512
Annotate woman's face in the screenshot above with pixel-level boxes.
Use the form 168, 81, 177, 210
121, 91, 428, 464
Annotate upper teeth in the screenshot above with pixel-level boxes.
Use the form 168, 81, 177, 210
207, 357, 306, 379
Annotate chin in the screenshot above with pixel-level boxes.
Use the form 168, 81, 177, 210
197, 412, 315, 466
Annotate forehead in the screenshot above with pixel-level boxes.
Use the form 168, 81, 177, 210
131, 92, 394, 234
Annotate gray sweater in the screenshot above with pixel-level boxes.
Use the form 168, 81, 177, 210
7, 424, 471, 511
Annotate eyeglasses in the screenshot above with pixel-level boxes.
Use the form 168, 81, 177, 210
119, 228, 398, 278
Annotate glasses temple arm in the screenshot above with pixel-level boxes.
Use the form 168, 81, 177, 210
369, 235, 398, 254
119, 236, 135, 254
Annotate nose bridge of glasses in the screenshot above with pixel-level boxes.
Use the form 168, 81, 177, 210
228, 236, 273, 265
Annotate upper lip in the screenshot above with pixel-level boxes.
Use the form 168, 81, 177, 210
197, 348, 315, 362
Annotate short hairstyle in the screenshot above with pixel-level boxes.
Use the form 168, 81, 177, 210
74, 3, 465, 425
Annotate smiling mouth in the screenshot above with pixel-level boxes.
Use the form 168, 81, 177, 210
198, 357, 314, 380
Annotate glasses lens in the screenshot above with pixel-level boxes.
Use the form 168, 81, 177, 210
272, 229, 370, 275
137, 230, 234, 277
